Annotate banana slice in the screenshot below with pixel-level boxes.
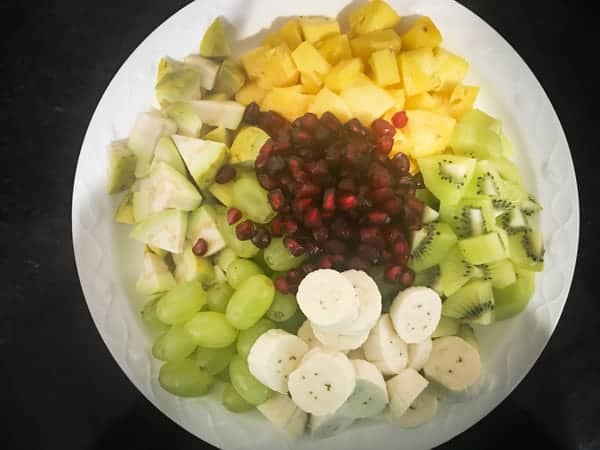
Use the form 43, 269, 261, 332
386, 368, 429, 418
340, 270, 382, 334
347, 347, 366, 360
423, 336, 481, 391
288, 348, 356, 416
338, 359, 388, 418
311, 322, 370, 352
297, 320, 319, 349
392, 389, 438, 428
248, 329, 308, 393
389, 287, 442, 343
257, 393, 307, 441
408, 338, 433, 371
296, 269, 360, 331
309, 413, 354, 439
363, 314, 409, 375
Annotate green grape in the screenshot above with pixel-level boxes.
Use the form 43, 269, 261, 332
156, 280, 206, 325
206, 283, 234, 313
232, 177, 276, 224
184, 311, 238, 348
152, 324, 197, 361
263, 237, 307, 271
195, 344, 236, 375
215, 206, 259, 258
217, 369, 231, 383
236, 318, 276, 357
278, 309, 306, 334
226, 259, 263, 289
266, 291, 298, 322
226, 275, 275, 330
158, 359, 215, 397
229, 355, 272, 405
222, 382, 254, 413
141, 298, 169, 335
252, 249, 273, 275
215, 247, 237, 272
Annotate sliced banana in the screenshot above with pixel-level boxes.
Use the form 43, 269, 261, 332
309, 413, 354, 439
288, 348, 356, 416
340, 270, 382, 334
338, 359, 388, 418
423, 336, 482, 391
347, 347, 366, 360
386, 368, 429, 418
311, 322, 370, 352
363, 314, 409, 375
408, 338, 433, 371
248, 329, 308, 393
392, 389, 438, 428
296, 269, 360, 331
389, 287, 442, 343
257, 393, 307, 441
297, 320, 319, 349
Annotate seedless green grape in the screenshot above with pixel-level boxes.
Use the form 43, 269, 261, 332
158, 360, 214, 397
195, 344, 236, 375
206, 283, 234, 313
226, 275, 275, 330
184, 311, 238, 348
156, 280, 206, 325
229, 355, 272, 405
215, 247, 237, 272
141, 298, 169, 335
222, 382, 254, 413
236, 318, 276, 357
278, 309, 306, 334
232, 177, 276, 224
226, 259, 263, 289
266, 291, 298, 322
263, 237, 307, 271
152, 324, 197, 361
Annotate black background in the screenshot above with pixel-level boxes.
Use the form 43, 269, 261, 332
1, 1, 598, 449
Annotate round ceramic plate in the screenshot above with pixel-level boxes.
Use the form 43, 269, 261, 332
72, 0, 579, 448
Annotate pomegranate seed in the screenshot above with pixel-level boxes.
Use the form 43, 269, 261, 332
259, 139, 274, 157
293, 197, 313, 214
255, 153, 269, 171
319, 255, 333, 269
322, 188, 336, 211
412, 173, 425, 189
258, 111, 288, 135
366, 210, 391, 225
266, 155, 285, 174
371, 118, 396, 137
287, 269, 302, 284
300, 112, 319, 131
302, 263, 318, 274
305, 240, 321, 256
344, 118, 368, 136
323, 240, 346, 255
291, 128, 312, 145
251, 227, 272, 248
297, 183, 321, 198
320, 112, 342, 131
337, 193, 359, 210
215, 165, 236, 184
304, 207, 322, 228
257, 173, 278, 190
325, 143, 345, 164
268, 189, 286, 211
337, 177, 357, 193
381, 249, 393, 264
331, 216, 352, 240
343, 141, 370, 170
376, 135, 394, 155
284, 218, 299, 234
372, 187, 395, 203
192, 238, 208, 256
392, 239, 409, 256
313, 227, 329, 242
358, 244, 380, 263
227, 207, 242, 225
321, 210, 335, 221
297, 147, 316, 160
314, 125, 333, 144
390, 153, 410, 175
284, 237, 305, 256
275, 276, 290, 293
383, 196, 403, 215
330, 254, 346, 270
348, 256, 368, 271
383, 224, 404, 243
391, 111, 408, 128
236, 220, 254, 240
400, 268, 415, 287
385, 265, 404, 282
243, 102, 260, 125
395, 253, 409, 265
359, 225, 381, 242
309, 160, 330, 186
273, 133, 291, 153
270, 216, 285, 237
369, 164, 394, 189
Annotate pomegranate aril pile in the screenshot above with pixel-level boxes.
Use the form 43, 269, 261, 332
241, 103, 425, 292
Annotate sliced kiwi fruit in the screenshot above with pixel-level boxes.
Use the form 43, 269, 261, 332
508, 230, 545, 272
432, 316, 460, 338
439, 246, 483, 297
490, 198, 516, 217
457, 231, 509, 265
439, 196, 496, 238
497, 207, 531, 235
493, 268, 536, 320
487, 157, 523, 186
466, 160, 507, 198
409, 222, 458, 272
459, 109, 502, 134
413, 265, 443, 295
442, 279, 495, 325
422, 205, 440, 224
477, 259, 516, 289
415, 188, 439, 210
418, 155, 477, 205
458, 324, 479, 351
450, 121, 503, 160
520, 193, 542, 217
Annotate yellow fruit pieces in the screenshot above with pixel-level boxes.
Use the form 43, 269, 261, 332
315, 34, 353, 65
261, 86, 314, 121
299, 16, 341, 43
401, 16, 443, 50
349, 0, 400, 35
399, 48, 440, 96
350, 29, 402, 61
370, 49, 401, 86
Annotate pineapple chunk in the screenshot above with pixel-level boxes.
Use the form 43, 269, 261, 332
299, 16, 340, 43
341, 83, 395, 125
325, 58, 368, 92
435, 48, 469, 92
401, 16, 443, 50
256, 44, 299, 88
309, 87, 353, 122
390, 129, 413, 158
398, 48, 440, 96
301, 71, 324, 94
240, 45, 271, 79
350, 29, 402, 61
315, 34, 353, 65
291, 42, 331, 76
235, 81, 268, 105
349, 0, 400, 35
387, 88, 406, 109
405, 92, 444, 111
261, 86, 314, 121
263, 19, 303, 51
447, 84, 480, 118
402, 109, 456, 157
369, 48, 401, 87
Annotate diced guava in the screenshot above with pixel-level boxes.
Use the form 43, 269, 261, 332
136, 251, 177, 296
155, 69, 203, 108
157, 56, 184, 82
151, 136, 187, 175
107, 140, 137, 194
200, 17, 231, 58
229, 126, 270, 165
204, 92, 230, 101
132, 190, 153, 223
130, 209, 188, 254
183, 55, 220, 90
171, 135, 228, 188
148, 162, 202, 212
208, 182, 234, 207
164, 102, 204, 137
188, 100, 245, 130
203, 127, 230, 145
186, 205, 226, 256
214, 59, 246, 97
115, 192, 135, 224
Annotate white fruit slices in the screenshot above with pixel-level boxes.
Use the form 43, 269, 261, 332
248, 269, 484, 441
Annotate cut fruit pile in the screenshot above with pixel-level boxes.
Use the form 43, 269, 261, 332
105, 0, 545, 442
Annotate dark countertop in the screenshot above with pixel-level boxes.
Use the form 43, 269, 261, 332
1, 1, 598, 449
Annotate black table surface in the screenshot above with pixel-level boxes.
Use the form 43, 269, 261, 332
2, 0, 598, 449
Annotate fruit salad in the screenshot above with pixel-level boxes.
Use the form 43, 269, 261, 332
106, 0, 545, 441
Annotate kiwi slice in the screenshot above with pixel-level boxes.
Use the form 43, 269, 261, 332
450, 122, 503, 160
520, 193, 542, 217
459, 109, 502, 133
422, 205, 440, 224
439, 247, 483, 297
477, 259, 517, 288
413, 266, 443, 295
493, 269, 536, 320
487, 157, 523, 186
409, 222, 458, 272
508, 230, 545, 272
490, 198, 516, 216
442, 279, 495, 325
457, 231, 509, 265
415, 188, 439, 209
418, 155, 477, 205
432, 316, 460, 338
440, 197, 496, 238
497, 207, 531, 235
458, 324, 478, 351
466, 160, 507, 198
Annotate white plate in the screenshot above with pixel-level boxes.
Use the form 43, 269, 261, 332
72, 0, 579, 448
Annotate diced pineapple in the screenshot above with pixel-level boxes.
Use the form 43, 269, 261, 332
235, 81, 268, 106
325, 58, 367, 92
309, 87, 353, 122
341, 83, 395, 125
263, 19, 304, 51
291, 42, 331, 76
349, 0, 400, 35
447, 84, 480, 118
435, 48, 469, 92
390, 129, 413, 158
398, 48, 440, 96
301, 71, 324, 94
405, 92, 444, 111
299, 16, 340, 43
256, 44, 299, 89
315, 34, 353, 65
386, 88, 406, 109
401, 16, 443, 50
240, 45, 271, 79
350, 29, 402, 61
261, 86, 315, 121
369, 48, 401, 87
402, 109, 456, 157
